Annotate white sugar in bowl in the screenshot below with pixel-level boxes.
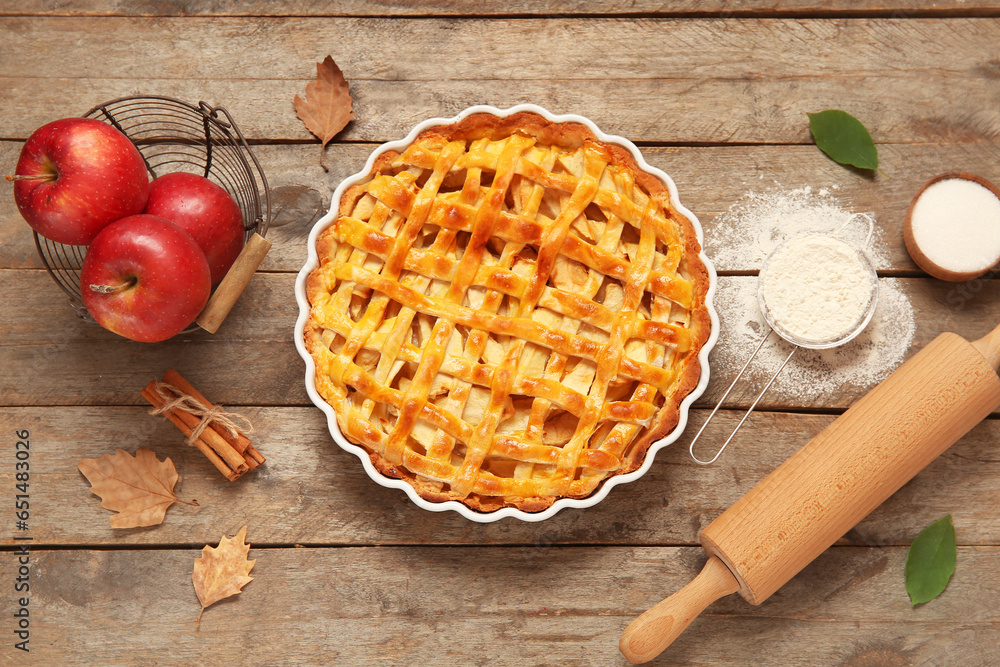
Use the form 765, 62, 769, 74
904, 171, 1000, 282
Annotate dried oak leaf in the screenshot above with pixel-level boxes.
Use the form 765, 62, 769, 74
192, 525, 256, 627
78, 448, 196, 528
294, 55, 354, 171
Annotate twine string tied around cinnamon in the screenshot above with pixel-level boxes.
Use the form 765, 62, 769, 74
148, 379, 254, 446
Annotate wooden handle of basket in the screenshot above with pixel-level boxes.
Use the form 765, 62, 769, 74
197, 233, 271, 334
619, 556, 739, 664
621, 322, 1000, 663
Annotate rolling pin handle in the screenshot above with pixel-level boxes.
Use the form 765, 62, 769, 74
619, 555, 740, 664
971, 321, 1000, 371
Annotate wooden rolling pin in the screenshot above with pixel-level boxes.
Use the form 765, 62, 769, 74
620, 323, 1000, 663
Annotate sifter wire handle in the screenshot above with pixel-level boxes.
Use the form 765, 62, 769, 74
837, 212, 875, 247
689, 328, 797, 465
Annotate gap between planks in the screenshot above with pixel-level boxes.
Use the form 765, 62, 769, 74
6, 542, 996, 552
6, 9, 1000, 20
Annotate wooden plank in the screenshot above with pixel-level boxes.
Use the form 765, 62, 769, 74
2, 270, 998, 411
0, 270, 292, 345
11, 73, 999, 145
0, 270, 297, 344
2, 18, 999, 143
707, 277, 1000, 411
1, 406, 996, 547
7, 17, 995, 81
0, 338, 310, 407
7, 141, 1000, 274
3, 17, 998, 84
0, 544, 996, 665
9, 1, 1000, 17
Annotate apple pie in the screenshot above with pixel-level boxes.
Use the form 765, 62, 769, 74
304, 111, 711, 513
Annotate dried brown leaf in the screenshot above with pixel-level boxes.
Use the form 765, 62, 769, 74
192, 525, 256, 627
294, 55, 354, 171
78, 448, 196, 528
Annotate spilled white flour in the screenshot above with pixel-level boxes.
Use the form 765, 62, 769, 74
707, 186, 888, 270
708, 187, 916, 399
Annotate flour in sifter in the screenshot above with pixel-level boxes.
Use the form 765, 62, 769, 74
708, 187, 915, 399
760, 234, 875, 344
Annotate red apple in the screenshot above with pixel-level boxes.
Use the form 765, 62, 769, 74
143, 172, 245, 285
80, 214, 211, 343
12, 118, 149, 245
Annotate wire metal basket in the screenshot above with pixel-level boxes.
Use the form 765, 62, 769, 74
34, 95, 270, 326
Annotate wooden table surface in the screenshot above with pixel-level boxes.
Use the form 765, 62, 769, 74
4, 3, 1000, 665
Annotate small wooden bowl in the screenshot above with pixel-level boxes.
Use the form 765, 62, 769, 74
903, 171, 1000, 282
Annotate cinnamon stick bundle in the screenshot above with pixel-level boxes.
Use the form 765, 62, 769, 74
142, 370, 264, 481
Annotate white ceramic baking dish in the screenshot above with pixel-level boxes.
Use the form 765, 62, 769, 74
294, 103, 719, 523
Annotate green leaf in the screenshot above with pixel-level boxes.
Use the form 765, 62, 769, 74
905, 514, 957, 606
807, 109, 880, 172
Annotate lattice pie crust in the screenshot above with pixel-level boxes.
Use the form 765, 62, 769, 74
305, 112, 711, 513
